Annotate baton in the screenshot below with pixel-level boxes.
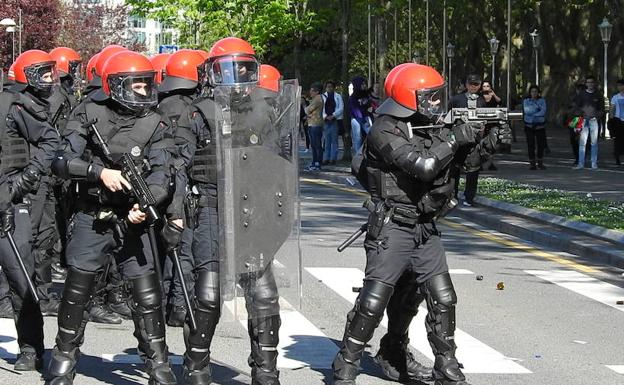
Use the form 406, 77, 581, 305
170, 248, 197, 332
6, 232, 39, 303
337, 223, 367, 252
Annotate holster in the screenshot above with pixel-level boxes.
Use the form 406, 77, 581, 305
366, 199, 388, 239
184, 193, 199, 230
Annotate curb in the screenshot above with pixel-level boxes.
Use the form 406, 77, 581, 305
301, 169, 624, 269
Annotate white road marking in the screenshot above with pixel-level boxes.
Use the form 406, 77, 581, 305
525, 270, 624, 312
0, 318, 18, 359
449, 269, 475, 275
606, 365, 624, 374
307, 267, 532, 374
223, 297, 338, 369
102, 354, 183, 365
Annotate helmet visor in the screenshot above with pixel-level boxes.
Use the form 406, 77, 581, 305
25, 61, 59, 90
209, 55, 258, 86
108, 72, 158, 110
68, 60, 83, 81
417, 86, 444, 119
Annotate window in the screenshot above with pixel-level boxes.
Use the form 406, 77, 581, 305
128, 15, 146, 29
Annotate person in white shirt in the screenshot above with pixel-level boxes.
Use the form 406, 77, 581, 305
609, 79, 624, 165
321, 80, 344, 165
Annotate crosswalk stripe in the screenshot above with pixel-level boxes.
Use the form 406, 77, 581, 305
525, 270, 624, 312
102, 354, 183, 365
605, 365, 624, 374
306, 267, 532, 374
0, 319, 18, 359
223, 297, 337, 369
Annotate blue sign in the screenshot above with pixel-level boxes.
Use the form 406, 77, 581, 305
159, 45, 179, 54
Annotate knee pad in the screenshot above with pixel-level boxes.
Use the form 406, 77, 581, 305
424, 273, 457, 313
347, 280, 393, 343
129, 273, 164, 340
194, 270, 220, 312
246, 267, 279, 317
57, 268, 96, 348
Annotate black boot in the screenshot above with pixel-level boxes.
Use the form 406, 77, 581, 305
529, 161, 537, 170
375, 276, 432, 382
14, 351, 43, 371
47, 268, 96, 385
423, 274, 471, 385
129, 273, 177, 385
88, 295, 122, 324
248, 314, 281, 385
183, 271, 220, 385
107, 286, 132, 319
167, 304, 187, 327
332, 280, 394, 385
537, 159, 546, 170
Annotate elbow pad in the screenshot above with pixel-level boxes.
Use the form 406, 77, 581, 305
410, 142, 456, 182
55, 158, 99, 182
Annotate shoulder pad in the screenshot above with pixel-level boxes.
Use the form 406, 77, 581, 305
15, 92, 48, 121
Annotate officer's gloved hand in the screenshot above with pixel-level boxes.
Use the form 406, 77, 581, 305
451, 123, 480, 147
0, 209, 15, 238
162, 219, 184, 253
485, 124, 513, 152
11, 167, 40, 203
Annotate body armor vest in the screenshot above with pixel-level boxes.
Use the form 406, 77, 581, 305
159, 94, 193, 131
78, 101, 161, 205
358, 117, 457, 216
189, 97, 218, 185
0, 91, 33, 174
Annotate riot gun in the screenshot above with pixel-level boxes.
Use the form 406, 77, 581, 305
5, 231, 39, 303
85, 120, 164, 294
443, 107, 523, 126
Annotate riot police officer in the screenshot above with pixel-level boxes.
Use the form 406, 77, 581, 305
156, 48, 205, 327
0, 49, 61, 371
333, 63, 512, 385
175, 37, 283, 385
49, 46, 82, 110
47, 50, 177, 385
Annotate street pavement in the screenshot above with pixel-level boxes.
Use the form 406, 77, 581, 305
1, 176, 624, 385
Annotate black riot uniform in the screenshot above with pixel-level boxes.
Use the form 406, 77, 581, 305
333, 63, 512, 385
175, 85, 282, 385
157, 90, 196, 326
0, 85, 60, 370
47, 87, 178, 384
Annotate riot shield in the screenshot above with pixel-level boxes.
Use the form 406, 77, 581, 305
214, 80, 302, 320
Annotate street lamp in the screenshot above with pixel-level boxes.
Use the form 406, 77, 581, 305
599, 17, 613, 130
489, 36, 499, 86
529, 29, 540, 85
0, 18, 16, 63
446, 43, 455, 99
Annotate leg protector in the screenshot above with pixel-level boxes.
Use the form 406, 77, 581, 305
47, 347, 79, 385
332, 280, 394, 382
129, 273, 176, 385
245, 267, 281, 385
56, 268, 96, 352
183, 270, 220, 385
423, 273, 465, 382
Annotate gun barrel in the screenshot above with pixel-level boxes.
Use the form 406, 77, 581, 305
507, 111, 523, 120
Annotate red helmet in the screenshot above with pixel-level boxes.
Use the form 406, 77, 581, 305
149, 53, 171, 84
195, 50, 209, 61
376, 63, 445, 118
86, 53, 99, 82
207, 37, 258, 86
102, 51, 157, 111
258, 64, 281, 93
12, 50, 59, 92
49, 47, 82, 78
159, 49, 205, 93
93, 45, 128, 83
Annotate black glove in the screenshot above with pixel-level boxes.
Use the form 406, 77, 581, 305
485, 124, 513, 151
161, 220, 184, 253
11, 168, 40, 203
451, 123, 481, 147
0, 209, 14, 238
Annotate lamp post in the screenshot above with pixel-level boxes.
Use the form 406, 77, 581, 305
446, 43, 455, 101
0, 18, 17, 63
599, 17, 613, 132
489, 36, 499, 86
529, 29, 540, 85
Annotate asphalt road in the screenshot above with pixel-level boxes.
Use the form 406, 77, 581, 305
1, 178, 624, 385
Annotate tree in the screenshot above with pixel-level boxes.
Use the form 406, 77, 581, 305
0, 0, 62, 69
57, 1, 144, 62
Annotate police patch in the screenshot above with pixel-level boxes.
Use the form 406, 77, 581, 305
131, 146, 141, 157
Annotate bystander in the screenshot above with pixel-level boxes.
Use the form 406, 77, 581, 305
573, 75, 604, 170
608, 79, 624, 165
321, 80, 344, 165
523, 85, 547, 170
305, 82, 324, 170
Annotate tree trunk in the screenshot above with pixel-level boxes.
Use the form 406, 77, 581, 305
340, 0, 352, 161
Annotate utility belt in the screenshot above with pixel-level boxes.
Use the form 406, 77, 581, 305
366, 199, 436, 239
184, 184, 218, 229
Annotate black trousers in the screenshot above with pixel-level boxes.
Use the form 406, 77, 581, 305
0, 203, 44, 355
464, 171, 479, 204
525, 125, 547, 161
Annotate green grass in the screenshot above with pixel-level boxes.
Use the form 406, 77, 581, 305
466, 177, 624, 232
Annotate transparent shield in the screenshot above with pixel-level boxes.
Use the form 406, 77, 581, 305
214, 80, 302, 321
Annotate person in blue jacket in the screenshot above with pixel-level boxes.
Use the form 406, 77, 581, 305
523, 85, 547, 169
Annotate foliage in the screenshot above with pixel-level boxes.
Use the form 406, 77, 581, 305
0, 0, 62, 69
470, 177, 624, 232
57, 1, 144, 62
